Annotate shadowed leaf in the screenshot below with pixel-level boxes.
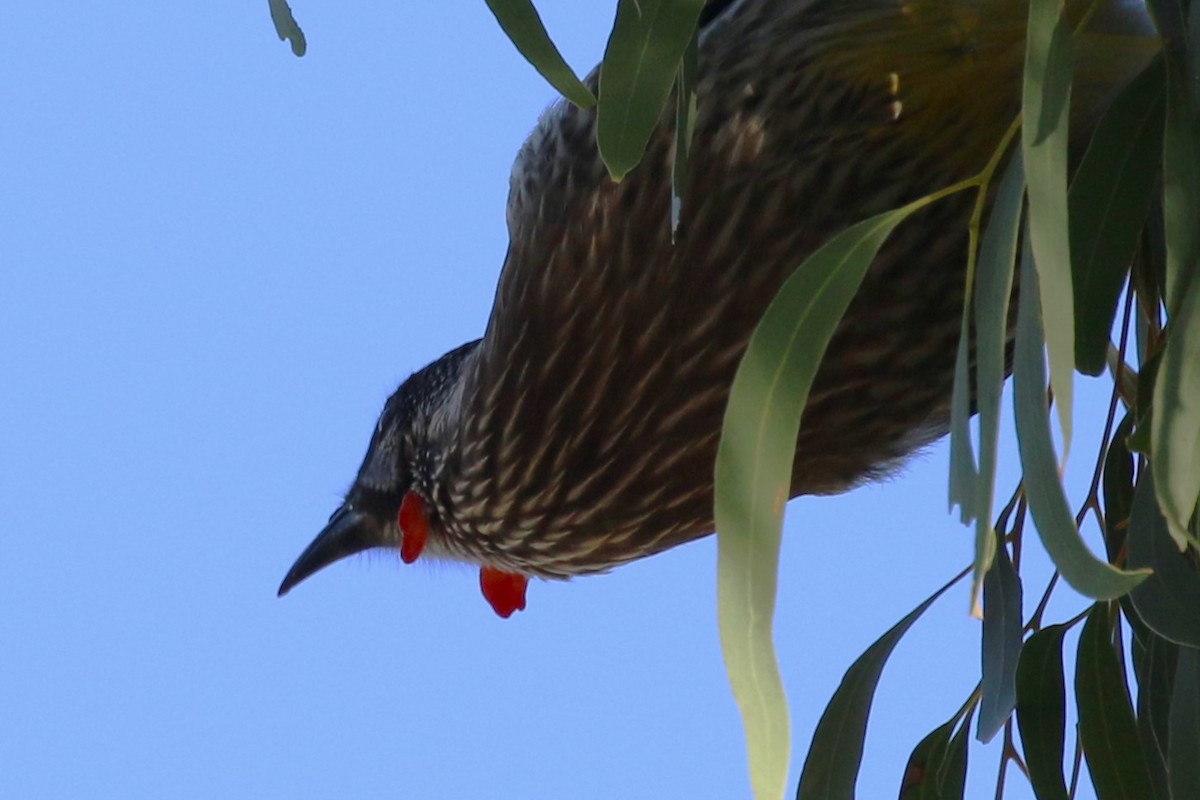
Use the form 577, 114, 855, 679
898, 718, 954, 799
1169, 647, 1200, 800
1150, 263, 1200, 550
1102, 414, 1136, 560
1129, 624, 1176, 800
1016, 624, 1072, 800
795, 574, 959, 800
268, 0, 306, 56
1071, 56, 1165, 375
1076, 603, 1159, 800
1128, 470, 1200, 647
1152, 7, 1200, 548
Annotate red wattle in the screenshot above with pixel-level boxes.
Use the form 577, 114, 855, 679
398, 490, 429, 564
479, 568, 528, 618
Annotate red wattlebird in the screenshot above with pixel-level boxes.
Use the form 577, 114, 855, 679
279, 0, 1156, 616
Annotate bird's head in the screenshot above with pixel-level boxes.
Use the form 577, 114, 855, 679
276, 340, 481, 597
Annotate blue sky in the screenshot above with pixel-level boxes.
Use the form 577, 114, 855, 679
2, 2, 1117, 797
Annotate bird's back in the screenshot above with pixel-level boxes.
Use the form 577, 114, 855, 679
435, 0, 1156, 577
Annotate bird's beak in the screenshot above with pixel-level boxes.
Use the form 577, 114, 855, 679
277, 505, 379, 597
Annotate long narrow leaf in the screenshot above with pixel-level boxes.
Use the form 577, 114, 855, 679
949, 278, 979, 524
484, 0, 596, 109
268, 0, 306, 56
1169, 646, 1200, 800
1102, 414, 1137, 559
1022, 0, 1075, 458
1013, 240, 1149, 598
1128, 470, 1200, 647
898, 717, 957, 799
1129, 625, 1177, 800
1070, 56, 1166, 375
969, 148, 1025, 609
1075, 604, 1159, 800
795, 574, 959, 800
717, 204, 921, 800
1015, 624, 1072, 800
978, 539, 1023, 743
1150, 252, 1200, 550
937, 709, 972, 799
1152, 14, 1200, 548
598, 0, 705, 179
1161, 29, 1200, 312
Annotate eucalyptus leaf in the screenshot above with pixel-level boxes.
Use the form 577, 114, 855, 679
1128, 470, 1200, 647
1070, 56, 1166, 375
938, 709, 971, 800
1101, 414, 1136, 560
897, 718, 954, 799
1160, 29, 1200, 313
948, 318, 978, 525
268, 0, 306, 57
484, 0, 596, 109
795, 574, 959, 800
978, 540, 1022, 743
1013, 239, 1149, 598
1129, 625, 1176, 800
1015, 624, 1072, 800
1150, 262, 1200, 550
1169, 646, 1200, 800
1075, 604, 1159, 800
598, 0, 706, 179
969, 148, 1025, 611
717, 203, 924, 800
1022, 0, 1075, 457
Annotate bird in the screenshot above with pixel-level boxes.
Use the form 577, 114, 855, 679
279, 0, 1158, 617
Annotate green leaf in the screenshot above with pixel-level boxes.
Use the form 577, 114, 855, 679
938, 709, 971, 800
898, 718, 956, 800
1127, 470, 1200, 647
1161, 30, 1200, 313
795, 575, 959, 800
948, 295, 978, 526
717, 202, 922, 800
898, 708, 972, 800
978, 539, 1023, 743
968, 148, 1025, 609
1013, 239, 1149, 598
1075, 603, 1159, 800
598, 0, 705, 179
1169, 646, 1200, 800
1022, 0, 1075, 458
1102, 414, 1137, 560
670, 26, 698, 234
1151, 8, 1200, 548
484, 0, 596, 109
1129, 624, 1176, 800
268, 0, 307, 57
1015, 624, 1072, 800
1070, 56, 1166, 375
1129, 348, 1164, 454
1150, 262, 1200, 550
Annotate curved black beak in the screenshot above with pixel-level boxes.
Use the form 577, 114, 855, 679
277, 505, 380, 597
